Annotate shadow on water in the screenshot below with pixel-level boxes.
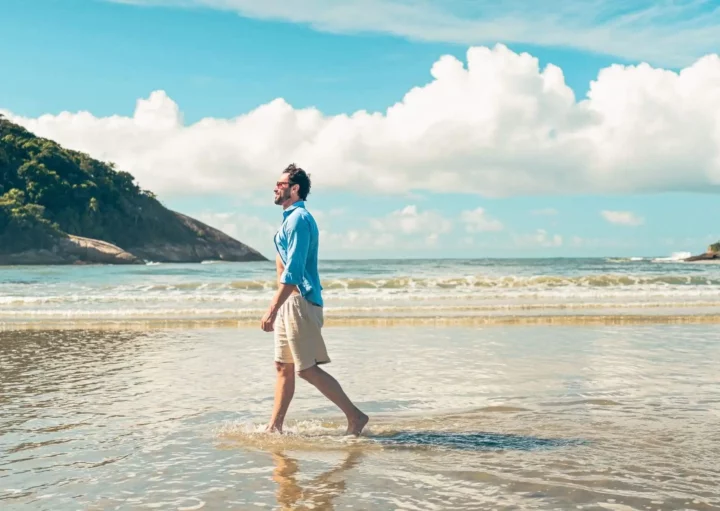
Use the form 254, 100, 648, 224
370, 431, 587, 451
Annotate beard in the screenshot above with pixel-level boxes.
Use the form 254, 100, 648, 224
274, 188, 291, 205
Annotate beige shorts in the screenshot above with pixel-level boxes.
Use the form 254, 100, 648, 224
274, 294, 330, 371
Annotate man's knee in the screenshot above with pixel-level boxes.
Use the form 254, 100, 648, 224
297, 365, 320, 381
275, 362, 294, 375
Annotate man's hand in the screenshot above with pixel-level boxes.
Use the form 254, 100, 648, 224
262, 284, 297, 333
261, 309, 277, 332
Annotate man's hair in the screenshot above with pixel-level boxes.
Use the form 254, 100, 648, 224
283, 163, 311, 200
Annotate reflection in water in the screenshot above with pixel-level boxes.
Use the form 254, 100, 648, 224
272, 449, 363, 511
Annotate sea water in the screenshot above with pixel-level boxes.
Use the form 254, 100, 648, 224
1, 257, 720, 326
1, 258, 719, 510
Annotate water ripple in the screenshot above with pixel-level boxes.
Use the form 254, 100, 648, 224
1, 326, 719, 510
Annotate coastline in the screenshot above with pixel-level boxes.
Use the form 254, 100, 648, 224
4, 311, 720, 331
3, 257, 720, 331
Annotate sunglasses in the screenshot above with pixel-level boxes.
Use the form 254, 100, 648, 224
276, 181, 295, 187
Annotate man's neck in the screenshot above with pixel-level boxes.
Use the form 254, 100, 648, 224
282, 199, 302, 210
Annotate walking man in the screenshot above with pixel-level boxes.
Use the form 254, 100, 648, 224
261, 164, 369, 436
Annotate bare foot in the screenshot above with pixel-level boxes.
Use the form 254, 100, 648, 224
265, 424, 283, 434
346, 412, 369, 436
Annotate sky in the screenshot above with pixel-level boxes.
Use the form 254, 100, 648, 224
2, 0, 720, 260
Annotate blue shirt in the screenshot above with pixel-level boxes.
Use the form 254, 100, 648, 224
273, 201, 323, 307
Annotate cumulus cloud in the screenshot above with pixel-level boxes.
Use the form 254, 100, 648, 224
369, 205, 452, 247
460, 207, 503, 232
107, 0, 720, 67
195, 205, 456, 255
322, 229, 397, 252
195, 211, 278, 254
514, 229, 563, 248
601, 210, 645, 226
4, 44, 720, 199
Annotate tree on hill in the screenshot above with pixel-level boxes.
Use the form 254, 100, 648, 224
0, 114, 259, 259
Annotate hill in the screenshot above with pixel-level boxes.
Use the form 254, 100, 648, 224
0, 115, 267, 264
685, 242, 720, 262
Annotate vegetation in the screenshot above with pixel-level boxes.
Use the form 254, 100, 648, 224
0, 115, 215, 254
710, 242, 720, 253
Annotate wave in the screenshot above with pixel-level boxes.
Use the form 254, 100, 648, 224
319, 274, 720, 289
2, 301, 720, 319
605, 257, 645, 263
2, 272, 720, 309
651, 251, 693, 263
7, 274, 717, 293
4, 313, 720, 331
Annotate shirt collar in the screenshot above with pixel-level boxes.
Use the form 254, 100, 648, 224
282, 200, 305, 219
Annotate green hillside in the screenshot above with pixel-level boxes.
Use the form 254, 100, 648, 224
0, 115, 266, 263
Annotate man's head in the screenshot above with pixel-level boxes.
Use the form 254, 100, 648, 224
274, 163, 311, 207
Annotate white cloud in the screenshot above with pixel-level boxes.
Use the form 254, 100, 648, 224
601, 210, 645, 226
460, 207, 503, 232
108, 0, 720, 67
370, 205, 452, 237
195, 211, 277, 255
198, 205, 454, 255
313, 208, 347, 220
4, 45, 720, 200
514, 229, 563, 248
321, 229, 396, 252
326, 205, 453, 252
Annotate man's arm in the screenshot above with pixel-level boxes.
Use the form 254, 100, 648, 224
269, 254, 297, 315
261, 218, 310, 331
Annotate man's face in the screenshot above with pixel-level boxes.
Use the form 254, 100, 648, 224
274, 174, 294, 205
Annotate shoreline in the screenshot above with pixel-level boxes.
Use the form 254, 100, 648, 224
4, 312, 720, 331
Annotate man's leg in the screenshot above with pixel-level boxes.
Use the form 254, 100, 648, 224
298, 365, 368, 436
267, 362, 295, 433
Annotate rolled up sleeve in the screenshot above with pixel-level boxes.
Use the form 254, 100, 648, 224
280, 216, 310, 285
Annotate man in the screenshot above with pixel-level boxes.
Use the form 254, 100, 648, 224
261, 164, 369, 436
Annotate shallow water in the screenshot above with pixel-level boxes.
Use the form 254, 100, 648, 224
2, 258, 720, 325
1, 325, 719, 510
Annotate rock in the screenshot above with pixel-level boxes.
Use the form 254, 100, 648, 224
0, 235, 142, 265
684, 244, 720, 262
63, 235, 142, 264
0, 213, 268, 265
684, 253, 718, 261
124, 212, 267, 263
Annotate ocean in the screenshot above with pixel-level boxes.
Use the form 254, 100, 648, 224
1, 255, 720, 327
1, 257, 719, 510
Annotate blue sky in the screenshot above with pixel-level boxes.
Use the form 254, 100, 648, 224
2, 0, 720, 259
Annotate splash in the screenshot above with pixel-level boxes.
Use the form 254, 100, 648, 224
215, 419, 376, 452
214, 418, 585, 453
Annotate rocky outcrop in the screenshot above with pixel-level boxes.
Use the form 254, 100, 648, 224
125, 212, 267, 263
0, 213, 268, 265
684, 244, 720, 262
0, 235, 142, 265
